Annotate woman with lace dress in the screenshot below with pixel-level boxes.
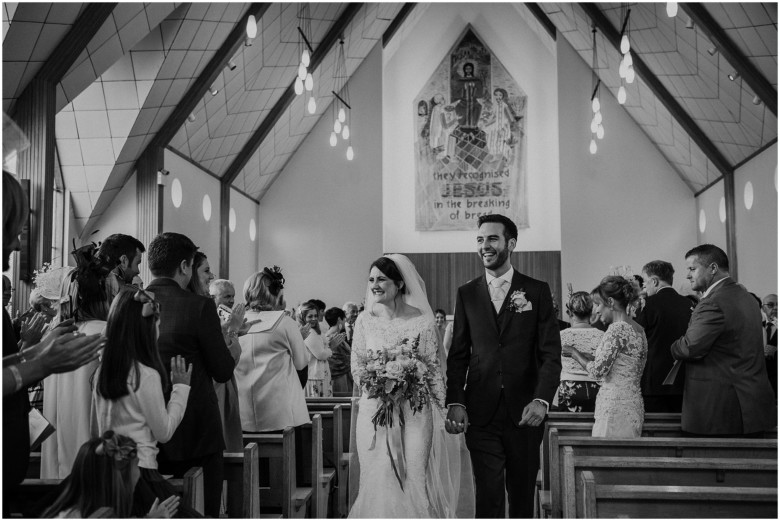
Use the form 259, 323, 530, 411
564, 276, 647, 437
348, 255, 473, 518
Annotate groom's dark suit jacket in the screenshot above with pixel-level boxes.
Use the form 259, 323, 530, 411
446, 269, 562, 427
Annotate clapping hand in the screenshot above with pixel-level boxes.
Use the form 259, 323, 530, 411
147, 496, 180, 518
32, 330, 104, 374
170, 355, 192, 386
328, 332, 347, 350
20, 312, 48, 346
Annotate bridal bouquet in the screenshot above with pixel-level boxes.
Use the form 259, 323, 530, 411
354, 334, 445, 489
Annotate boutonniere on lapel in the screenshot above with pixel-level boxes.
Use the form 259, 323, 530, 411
508, 289, 533, 313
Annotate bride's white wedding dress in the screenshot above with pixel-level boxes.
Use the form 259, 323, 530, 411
349, 313, 440, 518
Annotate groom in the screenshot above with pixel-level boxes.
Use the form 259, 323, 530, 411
445, 214, 561, 518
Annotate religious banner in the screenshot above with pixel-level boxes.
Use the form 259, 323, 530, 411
414, 26, 528, 231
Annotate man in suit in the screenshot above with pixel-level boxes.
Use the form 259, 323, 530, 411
445, 214, 561, 518
635, 260, 692, 413
146, 232, 236, 517
342, 301, 359, 344
97, 233, 145, 287
670, 244, 776, 437
762, 293, 777, 398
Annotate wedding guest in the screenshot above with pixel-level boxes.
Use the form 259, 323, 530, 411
97, 233, 145, 290
3, 274, 11, 309
42, 243, 114, 479
146, 233, 235, 517
235, 267, 309, 432
299, 300, 332, 397
555, 292, 603, 412
343, 301, 359, 344
671, 245, 775, 437
565, 277, 647, 437
324, 307, 352, 394
186, 251, 214, 297
309, 298, 328, 333
3, 171, 103, 513
589, 287, 608, 332
92, 289, 198, 517
42, 431, 179, 518
209, 279, 236, 308
763, 293, 777, 398
435, 308, 454, 360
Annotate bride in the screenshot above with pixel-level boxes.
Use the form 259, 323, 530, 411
348, 254, 474, 518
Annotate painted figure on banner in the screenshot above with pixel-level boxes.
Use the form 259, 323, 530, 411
415, 26, 528, 232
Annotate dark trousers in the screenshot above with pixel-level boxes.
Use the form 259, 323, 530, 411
158, 451, 223, 517
465, 391, 544, 518
643, 394, 683, 413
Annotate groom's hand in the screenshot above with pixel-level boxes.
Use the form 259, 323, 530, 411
445, 405, 468, 434
517, 400, 546, 428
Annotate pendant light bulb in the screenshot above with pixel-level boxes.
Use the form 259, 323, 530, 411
329, 132, 338, 147
626, 67, 636, 84
620, 34, 630, 55
596, 124, 604, 140
301, 49, 310, 67
338, 107, 346, 123
298, 63, 307, 81
666, 2, 678, 18
617, 85, 627, 105
346, 146, 354, 161
246, 15, 257, 39
619, 58, 628, 79
305, 72, 313, 91
307, 97, 316, 114
624, 52, 633, 66
589, 139, 597, 154
334, 119, 342, 133
592, 96, 600, 113
594, 111, 602, 125
294, 77, 304, 95
590, 118, 599, 134
342, 124, 350, 140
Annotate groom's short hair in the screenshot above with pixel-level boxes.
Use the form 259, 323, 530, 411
478, 214, 518, 242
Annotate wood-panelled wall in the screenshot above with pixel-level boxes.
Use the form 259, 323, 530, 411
403, 251, 562, 314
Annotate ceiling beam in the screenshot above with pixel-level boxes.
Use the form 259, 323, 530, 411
382, 3, 416, 48
526, 3, 557, 40
145, 3, 272, 152
221, 3, 364, 187
37, 3, 117, 83
682, 3, 777, 117
579, 3, 733, 179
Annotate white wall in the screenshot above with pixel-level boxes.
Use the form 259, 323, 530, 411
382, 3, 561, 253
256, 44, 384, 310
696, 179, 728, 255
89, 172, 138, 245
229, 187, 260, 300
557, 35, 697, 297
734, 143, 777, 295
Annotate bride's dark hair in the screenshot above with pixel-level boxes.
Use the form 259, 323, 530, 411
369, 257, 407, 294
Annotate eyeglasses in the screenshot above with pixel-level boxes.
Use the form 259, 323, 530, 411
133, 289, 160, 319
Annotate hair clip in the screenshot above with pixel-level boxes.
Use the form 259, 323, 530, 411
95, 430, 137, 467
262, 266, 285, 294
133, 289, 160, 319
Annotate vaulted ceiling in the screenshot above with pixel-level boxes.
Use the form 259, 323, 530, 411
3, 3, 777, 238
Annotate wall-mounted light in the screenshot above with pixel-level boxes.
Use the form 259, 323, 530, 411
210, 85, 219, 96
158, 169, 170, 176
685, 17, 694, 29
227, 59, 237, 71
728, 71, 739, 81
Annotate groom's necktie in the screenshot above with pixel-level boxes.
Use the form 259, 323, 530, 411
490, 278, 508, 312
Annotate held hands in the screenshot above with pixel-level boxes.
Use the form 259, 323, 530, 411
445, 405, 468, 434
147, 496, 180, 518
517, 400, 546, 428
561, 344, 573, 357
170, 355, 192, 386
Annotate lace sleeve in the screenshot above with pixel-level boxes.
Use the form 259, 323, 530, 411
585, 324, 626, 380
420, 320, 446, 410
351, 314, 367, 387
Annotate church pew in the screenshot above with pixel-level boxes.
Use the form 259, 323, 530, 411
300, 414, 336, 518
244, 428, 310, 518
579, 470, 778, 518
223, 443, 260, 518
305, 397, 353, 407
562, 446, 778, 517
547, 431, 777, 518
309, 408, 345, 517
167, 466, 205, 516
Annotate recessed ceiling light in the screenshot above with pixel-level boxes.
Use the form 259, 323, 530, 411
707, 47, 717, 56
728, 71, 739, 81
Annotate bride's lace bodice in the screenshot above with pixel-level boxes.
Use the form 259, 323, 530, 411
351, 312, 446, 409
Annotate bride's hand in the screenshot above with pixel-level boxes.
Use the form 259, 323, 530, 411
445, 405, 468, 434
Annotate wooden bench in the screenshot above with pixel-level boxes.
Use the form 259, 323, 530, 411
300, 414, 336, 518
547, 411, 681, 423
547, 432, 777, 518
308, 401, 355, 516
244, 427, 310, 518
223, 443, 260, 518
563, 446, 778, 517
309, 408, 345, 517
579, 470, 778, 518
167, 466, 205, 516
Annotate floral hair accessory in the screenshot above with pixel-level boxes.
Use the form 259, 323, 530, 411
95, 430, 137, 469
262, 265, 285, 296
133, 289, 160, 319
